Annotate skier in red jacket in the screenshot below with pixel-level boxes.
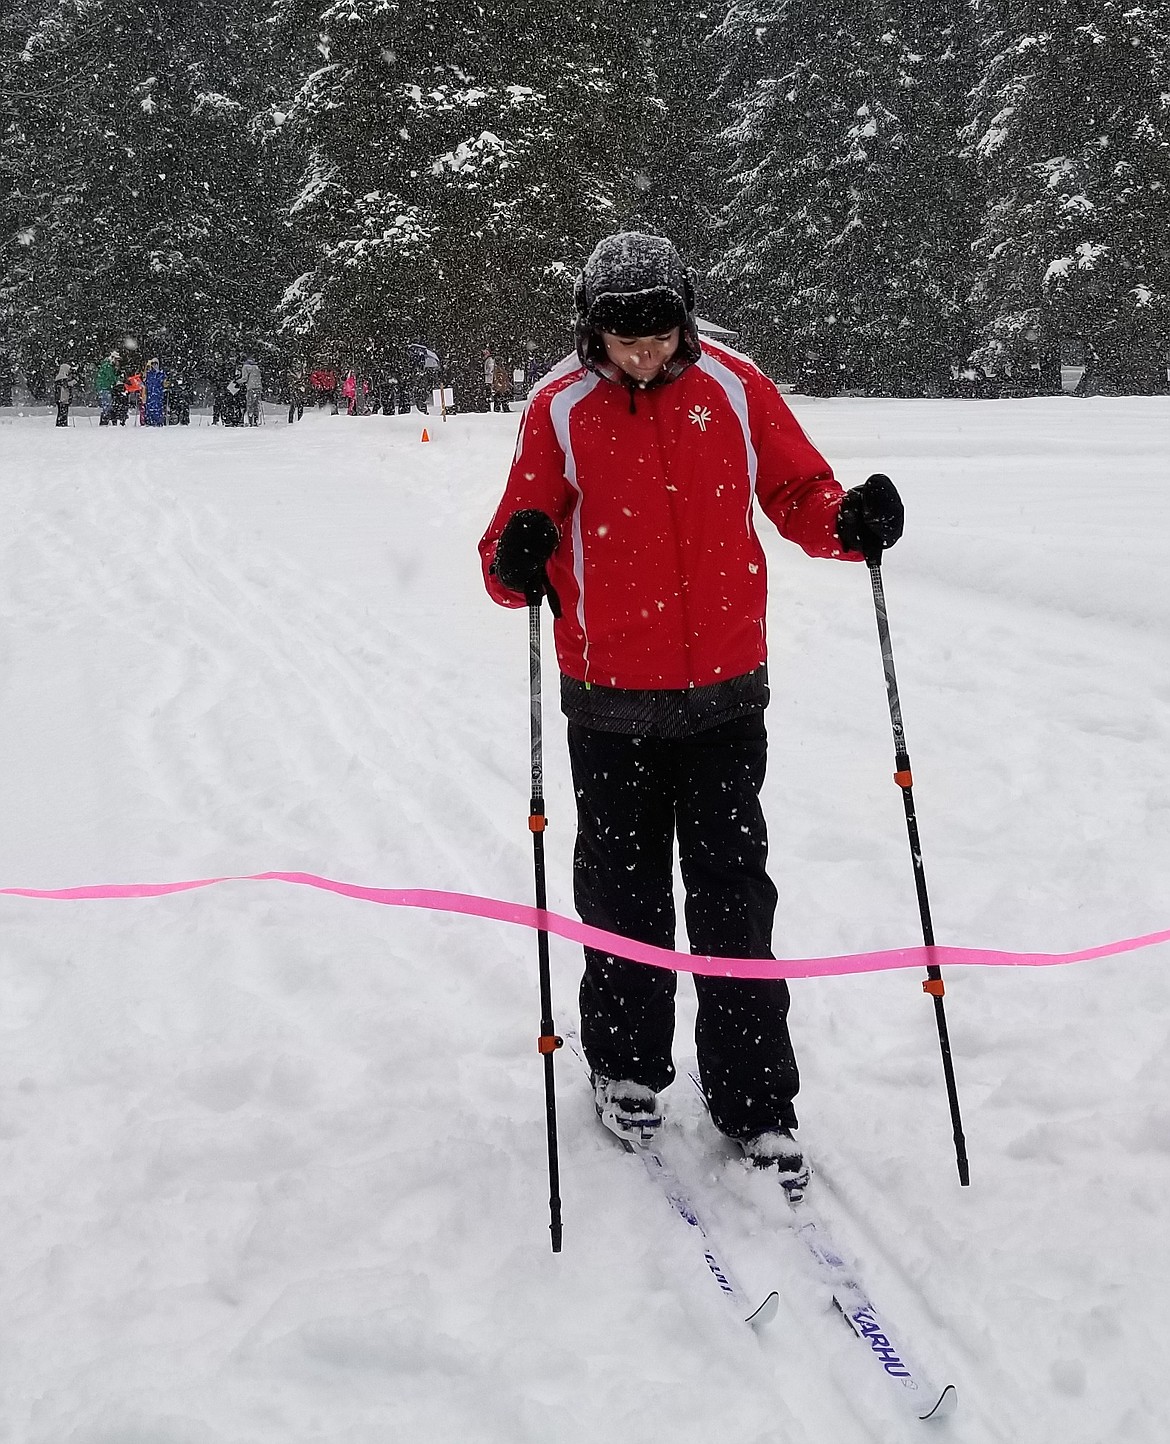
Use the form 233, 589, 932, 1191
480, 232, 903, 1195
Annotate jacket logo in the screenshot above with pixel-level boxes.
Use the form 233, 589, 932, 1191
688, 405, 712, 431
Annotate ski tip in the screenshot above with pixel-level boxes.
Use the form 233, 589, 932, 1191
746, 1290, 780, 1332
918, 1383, 958, 1422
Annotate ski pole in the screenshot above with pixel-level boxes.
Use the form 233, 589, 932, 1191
527, 599, 564, 1250
865, 556, 970, 1186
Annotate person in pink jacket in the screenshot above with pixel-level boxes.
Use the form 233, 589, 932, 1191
480, 233, 904, 1195
343, 370, 371, 415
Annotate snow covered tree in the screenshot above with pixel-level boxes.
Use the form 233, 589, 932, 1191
626, 0, 722, 271
850, 0, 981, 393
271, 0, 435, 355
966, 0, 1170, 393
1, 0, 61, 393
710, 0, 979, 394
276, 0, 655, 389
706, 0, 842, 382
2, 0, 286, 384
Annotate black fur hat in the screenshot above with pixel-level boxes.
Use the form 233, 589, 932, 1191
574, 232, 701, 369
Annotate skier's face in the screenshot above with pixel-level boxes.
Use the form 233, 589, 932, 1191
601, 329, 680, 384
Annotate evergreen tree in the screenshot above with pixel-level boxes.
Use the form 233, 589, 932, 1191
2, 0, 285, 386
1, 0, 60, 394
706, 0, 831, 380
966, 0, 1170, 393
710, 0, 979, 394
627, 0, 722, 274
847, 0, 980, 393
275, 0, 655, 393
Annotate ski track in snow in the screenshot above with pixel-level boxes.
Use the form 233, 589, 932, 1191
0, 400, 1167, 1442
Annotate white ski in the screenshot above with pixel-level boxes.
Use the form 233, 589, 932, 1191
792, 1206, 957, 1421
621, 1134, 780, 1332
566, 1032, 778, 1331
687, 1068, 957, 1421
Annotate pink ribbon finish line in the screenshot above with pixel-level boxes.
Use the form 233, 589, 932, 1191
2, 870, 1168, 979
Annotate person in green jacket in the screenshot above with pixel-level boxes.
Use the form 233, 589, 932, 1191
95, 351, 120, 426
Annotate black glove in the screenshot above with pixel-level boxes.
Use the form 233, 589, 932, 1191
836, 473, 904, 561
492, 509, 562, 616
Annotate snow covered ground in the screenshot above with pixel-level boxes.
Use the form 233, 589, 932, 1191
0, 394, 1167, 1443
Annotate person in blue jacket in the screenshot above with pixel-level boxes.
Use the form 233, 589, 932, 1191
143, 358, 167, 426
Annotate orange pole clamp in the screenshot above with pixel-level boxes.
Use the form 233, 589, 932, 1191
537, 1033, 563, 1055
894, 769, 913, 789
922, 978, 945, 998
529, 813, 547, 832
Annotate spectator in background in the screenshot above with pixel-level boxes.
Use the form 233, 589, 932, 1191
211, 359, 232, 425
223, 366, 246, 427
241, 356, 263, 426
286, 362, 306, 424
124, 370, 145, 423
483, 348, 496, 411
167, 371, 191, 426
309, 364, 339, 413
95, 350, 120, 425
525, 350, 552, 392
110, 377, 130, 426
53, 360, 79, 426
407, 343, 442, 413
491, 355, 513, 413
367, 364, 397, 416
381, 370, 399, 415
143, 358, 166, 426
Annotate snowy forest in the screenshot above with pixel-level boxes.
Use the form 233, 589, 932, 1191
2, 0, 1169, 400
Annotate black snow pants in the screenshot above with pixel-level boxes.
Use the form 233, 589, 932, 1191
569, 712, 800, 1140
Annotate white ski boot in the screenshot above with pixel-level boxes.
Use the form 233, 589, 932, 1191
739, 1128, 811, 1201
593, 1073, 663, 1146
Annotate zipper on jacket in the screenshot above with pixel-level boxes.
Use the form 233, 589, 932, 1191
649, 387, 696, 684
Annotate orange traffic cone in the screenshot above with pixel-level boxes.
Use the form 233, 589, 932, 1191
420, 427, 431, 443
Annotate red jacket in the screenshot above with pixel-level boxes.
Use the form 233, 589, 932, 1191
480, 341, 860, 690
